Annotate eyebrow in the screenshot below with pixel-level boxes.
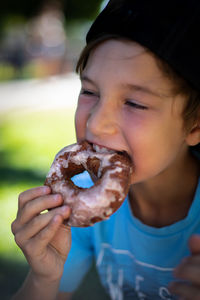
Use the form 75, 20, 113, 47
80, 75, 168, 99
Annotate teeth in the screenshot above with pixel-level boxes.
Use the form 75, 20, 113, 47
93, 144, 114, 154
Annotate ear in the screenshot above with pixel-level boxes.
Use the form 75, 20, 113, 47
186, 122, 200, 146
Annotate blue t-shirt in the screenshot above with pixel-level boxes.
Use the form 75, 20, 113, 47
60, 171, 200, 300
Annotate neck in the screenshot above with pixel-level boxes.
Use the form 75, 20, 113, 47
129, 151, 199, 228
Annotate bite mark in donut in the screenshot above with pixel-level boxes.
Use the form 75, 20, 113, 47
44, 141, 133, 227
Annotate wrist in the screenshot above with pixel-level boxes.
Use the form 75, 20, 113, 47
26, 270, 61, 300
12, 270, 61, 300
30, 269, 61, 286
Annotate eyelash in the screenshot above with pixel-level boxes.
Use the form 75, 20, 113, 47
81, 90, 148, 110
81, 89, 97, 96
125, 100, 148, 110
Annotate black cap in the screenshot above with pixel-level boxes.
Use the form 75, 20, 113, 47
86, 0, 200, 92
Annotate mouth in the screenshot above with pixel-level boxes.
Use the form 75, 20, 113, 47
92, 143, 115, 154
87, 140, 131, 159
86, 140, 117, 154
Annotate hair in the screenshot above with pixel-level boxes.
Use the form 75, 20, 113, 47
76, 34, 200, 149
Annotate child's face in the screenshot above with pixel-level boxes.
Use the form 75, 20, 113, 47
75, 40, 190, 184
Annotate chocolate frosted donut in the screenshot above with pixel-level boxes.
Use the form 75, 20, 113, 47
45, 141, 132, 227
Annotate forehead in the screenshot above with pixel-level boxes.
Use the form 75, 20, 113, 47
83, 39, 175, 97
85, 39, 149, 73
92, 39, 146, 59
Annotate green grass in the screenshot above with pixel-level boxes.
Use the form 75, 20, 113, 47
0, 109, 76, 257
0, 62, 37, 81
0, 108, 76, 297
1, 110, 76, 171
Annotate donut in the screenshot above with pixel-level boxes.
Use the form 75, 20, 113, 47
44, 141, 133, 227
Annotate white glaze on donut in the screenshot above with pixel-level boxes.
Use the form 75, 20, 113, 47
45, 141, 132, 227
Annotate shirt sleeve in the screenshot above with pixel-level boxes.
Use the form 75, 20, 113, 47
59, 225, 94, 292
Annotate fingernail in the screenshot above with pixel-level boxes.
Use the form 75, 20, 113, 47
53, 215, 61, 223
61, 205, 69, 213
53, 194, 61, 201
43, 186, 51, 193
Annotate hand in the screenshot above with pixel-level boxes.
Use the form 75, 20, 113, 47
11, 186, 72, 283
169, 234, 200, 300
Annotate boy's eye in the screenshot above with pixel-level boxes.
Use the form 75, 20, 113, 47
125, 100, 148, 110
80, 89, 97, 96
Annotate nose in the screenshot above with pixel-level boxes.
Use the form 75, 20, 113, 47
87, 99, 118, 138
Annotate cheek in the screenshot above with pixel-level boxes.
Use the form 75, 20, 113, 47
75, 99, 93, 140
124, 115, 186, 182
75, 107, 86, 140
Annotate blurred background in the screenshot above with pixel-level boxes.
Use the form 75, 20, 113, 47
0, 0, 110, 299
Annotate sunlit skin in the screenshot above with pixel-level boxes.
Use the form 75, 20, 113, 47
75, 39, 199, 227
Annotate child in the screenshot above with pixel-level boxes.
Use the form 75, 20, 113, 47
11, 0, 200, 299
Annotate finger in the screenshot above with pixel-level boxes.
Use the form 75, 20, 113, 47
189, 235, 200, 255
28, 215, 71, 258
174, 257, 200, 285
23, 214, 65, 259
18, 186, 51, 210
50, 223, 72, 258
14, 205, 71, 244
169, 281, 200, 300
19, 194, 63, 226
12, 194, 63, 235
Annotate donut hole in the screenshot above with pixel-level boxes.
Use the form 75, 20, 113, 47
62, 162, 85, 180
62, 163, 88, 191
71, 171, 94, 189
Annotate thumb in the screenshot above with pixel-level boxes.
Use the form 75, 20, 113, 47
189, 234, 200, 255
51, 223, 72, 258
